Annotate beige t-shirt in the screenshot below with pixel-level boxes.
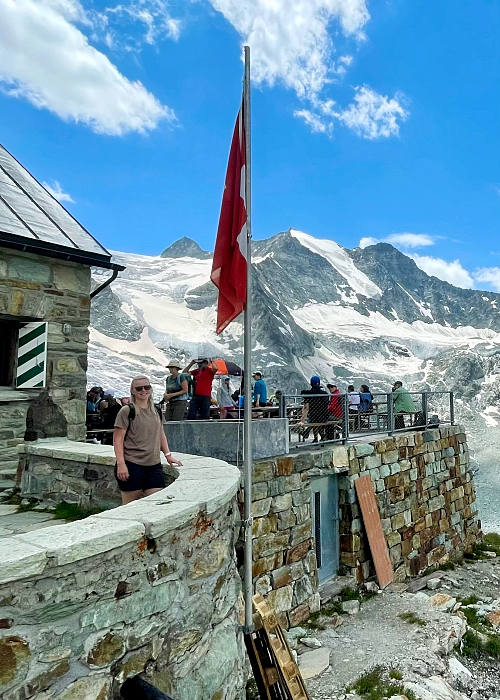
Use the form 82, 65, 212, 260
115, 405, 162, 466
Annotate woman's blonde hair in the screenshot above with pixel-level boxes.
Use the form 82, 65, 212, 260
130, 376, 156, 414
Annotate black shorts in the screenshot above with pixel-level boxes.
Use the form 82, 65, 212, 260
115, 460, 166, 492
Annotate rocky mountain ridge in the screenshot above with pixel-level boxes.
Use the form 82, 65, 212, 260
88, 229, 500, 477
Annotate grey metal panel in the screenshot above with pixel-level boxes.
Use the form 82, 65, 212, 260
311, 474, 339, 583
0, 198, 35, 238
0, 143, 110, 258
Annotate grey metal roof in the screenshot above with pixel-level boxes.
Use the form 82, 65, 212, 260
0, 143, 113, 268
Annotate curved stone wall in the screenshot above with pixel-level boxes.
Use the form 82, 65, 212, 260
0, 451, 245, 700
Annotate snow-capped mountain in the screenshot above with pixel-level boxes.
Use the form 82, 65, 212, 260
88, 228, 500, 472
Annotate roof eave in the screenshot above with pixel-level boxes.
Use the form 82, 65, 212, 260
0, 232, 123, 271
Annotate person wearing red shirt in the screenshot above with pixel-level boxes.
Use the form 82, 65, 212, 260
185, 358, 217, 420
327, 383, 342, 418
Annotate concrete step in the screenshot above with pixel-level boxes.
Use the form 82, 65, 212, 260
0, 480, 16, 491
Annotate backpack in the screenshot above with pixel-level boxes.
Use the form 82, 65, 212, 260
124, 404, 162, 440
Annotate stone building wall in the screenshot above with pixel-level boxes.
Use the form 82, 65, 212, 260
0, 394, 31, 482
0, 452, 245, 700
338, 425, 480, 582
249, 451, 348, 629
250, 425, 480, 626
0, 248, 92, 459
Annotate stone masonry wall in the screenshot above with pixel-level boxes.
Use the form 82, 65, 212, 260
249, 451, 348, 629
0, 396, 30, 482
0, 248, 91, 456
338, 425, 480, 583
0, 452, 245, 700
250, 426, 480, 626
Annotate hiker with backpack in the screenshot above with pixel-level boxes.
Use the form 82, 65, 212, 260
163, 361, 191, 420
114, 375, 182, 504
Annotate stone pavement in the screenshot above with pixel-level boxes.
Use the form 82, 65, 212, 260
0, 504, 58, 537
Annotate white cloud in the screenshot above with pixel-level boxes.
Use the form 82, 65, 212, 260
336, 86, 409, 139
0, 0, 174, 135
409, 254, 474, 289
474, 267, 500, 292
42, 180, 74, 202
209, 0, 369, 99
359, 236, 379, 249
208, 0, 409, 138
294, 109, 333, 134
359, 233, 435, 249
97, 1, 182, 50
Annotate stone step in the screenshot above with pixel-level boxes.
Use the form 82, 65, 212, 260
0, 469, 17, 480
0, 480, 15, 491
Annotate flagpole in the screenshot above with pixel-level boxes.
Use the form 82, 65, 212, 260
243, 44, 253, 634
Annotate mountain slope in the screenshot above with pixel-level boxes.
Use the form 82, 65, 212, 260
88, 229, 500, 449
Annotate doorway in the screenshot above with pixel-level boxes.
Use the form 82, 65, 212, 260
311, 475, 339, 583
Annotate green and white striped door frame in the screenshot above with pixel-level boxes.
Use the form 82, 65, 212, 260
16, 322, 48, 389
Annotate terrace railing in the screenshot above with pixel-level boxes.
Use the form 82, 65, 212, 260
278, 391, 454, 448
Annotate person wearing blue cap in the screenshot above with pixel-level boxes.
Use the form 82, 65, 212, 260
299, 375, 329, 443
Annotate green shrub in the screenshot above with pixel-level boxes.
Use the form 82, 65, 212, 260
53, 502, 104, 521
347, 666, 417, 700
398, 612, 427, 627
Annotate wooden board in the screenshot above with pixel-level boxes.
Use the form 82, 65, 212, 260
245, 595, 311, 700
354, 475, 394, 589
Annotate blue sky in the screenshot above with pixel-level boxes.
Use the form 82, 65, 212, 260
0, 0, 498, 290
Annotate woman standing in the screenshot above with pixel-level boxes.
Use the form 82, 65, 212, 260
114, 375, 182, 504
163, 361, 190, 421
217, 376, 236, 419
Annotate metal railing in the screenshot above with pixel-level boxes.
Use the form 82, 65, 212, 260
278, 391, 454, 448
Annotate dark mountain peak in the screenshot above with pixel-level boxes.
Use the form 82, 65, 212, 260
350, 242, 429, 293
161, 237, 211, 259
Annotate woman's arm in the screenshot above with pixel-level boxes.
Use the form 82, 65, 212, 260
160, 427, 183, 466
114, 427, 129, 480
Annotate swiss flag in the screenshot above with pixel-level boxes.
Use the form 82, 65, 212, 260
211, 101, 248, 335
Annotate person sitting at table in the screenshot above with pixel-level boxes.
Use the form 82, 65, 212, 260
325, 383, 342, 439
217, 377, 236, 419
347, 385, 361, 430
299, 376, 329, 443
359, 384, 373, 429
392, 381, 416, 430
87, 387, 102, 413
100, 391, 122, 442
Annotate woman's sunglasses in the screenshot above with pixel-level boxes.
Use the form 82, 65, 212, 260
134, 385, 151, 392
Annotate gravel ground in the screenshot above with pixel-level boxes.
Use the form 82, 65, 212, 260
289, 557, 500, 700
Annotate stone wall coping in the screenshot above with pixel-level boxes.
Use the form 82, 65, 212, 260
0, 388, 40, 404
1, 441, 240, 584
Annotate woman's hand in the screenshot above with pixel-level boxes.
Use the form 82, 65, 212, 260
163, 392, 172, 402
166, 454, 183, 466
116, 462, 129, 480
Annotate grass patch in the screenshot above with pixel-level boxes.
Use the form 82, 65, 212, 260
53, 502, 104, 521
461, 630, 500, 660
389, 670, 402, 681
339, 587, 360, 602
461, 607, 481, 628
475, 533, 500, 557
459, 595, 479, 606
398, 612, 427, 627
1, 489, 22, 505
346, 666, 417, 700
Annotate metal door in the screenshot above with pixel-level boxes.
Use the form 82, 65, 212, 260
311, 475, 339, 583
